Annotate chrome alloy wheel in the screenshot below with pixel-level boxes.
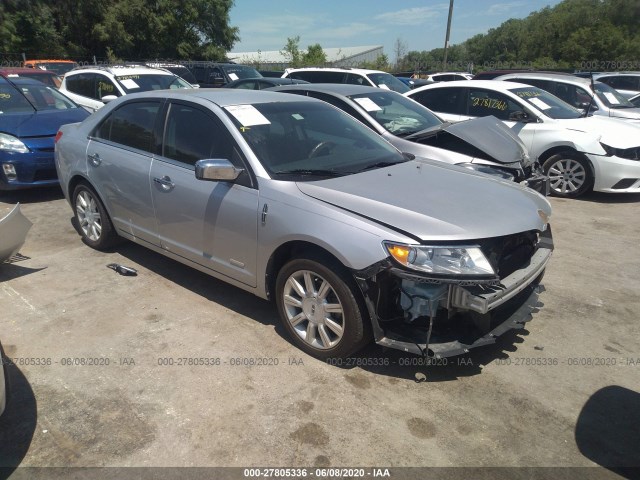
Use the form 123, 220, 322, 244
282, 270, 345, 349
547, 157, 587, 194
76, 190, 102, 241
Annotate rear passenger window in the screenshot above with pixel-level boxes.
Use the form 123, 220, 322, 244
93, 101, 160, 152
411, 87, 463, 114
65, 73, 95, 98
288, 71, 345, 83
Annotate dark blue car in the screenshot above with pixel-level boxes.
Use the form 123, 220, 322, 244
0, 77, 89, 190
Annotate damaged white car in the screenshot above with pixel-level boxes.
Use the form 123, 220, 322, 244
407, 80, 640, 198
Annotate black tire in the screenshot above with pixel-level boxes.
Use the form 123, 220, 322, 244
275, 257, 367, 360
542, 152, 593, 198
72, 182, 119, 250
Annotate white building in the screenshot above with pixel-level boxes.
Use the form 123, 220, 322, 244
228, 45, 384, 70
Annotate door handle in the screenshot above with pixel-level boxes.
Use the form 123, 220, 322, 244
87, 152, 101, 166
153, 175, 175, 191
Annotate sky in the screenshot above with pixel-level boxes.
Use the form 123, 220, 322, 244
229, 0, 564, 59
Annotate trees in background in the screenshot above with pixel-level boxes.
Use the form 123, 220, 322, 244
400, 0, 640, 72
0, 0, 239, 61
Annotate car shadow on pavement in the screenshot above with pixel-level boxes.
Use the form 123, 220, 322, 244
0, 263, 46, 282
575, 385, 640, 479
114, 241, 279, 329
0, 187, 64, 205
0, 356, 38, 472
576, 191, 640, 204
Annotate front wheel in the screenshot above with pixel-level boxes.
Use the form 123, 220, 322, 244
543, 152, 593, 198
72, 182, 119, 250
275, 258, 367, 360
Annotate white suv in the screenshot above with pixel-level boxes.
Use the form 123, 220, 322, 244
281, 67, 410, 93
60, 65, 192, 111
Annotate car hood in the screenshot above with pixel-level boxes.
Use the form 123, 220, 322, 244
297, 160, 550, 241
442, 116, 530, 165
558, 116, 640, 148
0, 108, 89, 138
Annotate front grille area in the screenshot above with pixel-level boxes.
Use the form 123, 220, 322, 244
478, 230, 538, 279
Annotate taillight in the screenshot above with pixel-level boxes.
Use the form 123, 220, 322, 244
54, 131, 63, 144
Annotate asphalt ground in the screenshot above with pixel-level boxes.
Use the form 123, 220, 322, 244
1, 186, 639, 480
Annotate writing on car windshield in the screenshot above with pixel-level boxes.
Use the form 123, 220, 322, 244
510, 86, 582, 119
223, 101, 407, 179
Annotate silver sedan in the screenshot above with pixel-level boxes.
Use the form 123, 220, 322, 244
55, 89, 552, 359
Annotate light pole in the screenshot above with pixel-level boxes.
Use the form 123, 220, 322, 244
442, 0, 454, 71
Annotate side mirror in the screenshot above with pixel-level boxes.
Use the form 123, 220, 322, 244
195, 159, 244, 182
508, 110, 533, 122
101, 95, 118, 103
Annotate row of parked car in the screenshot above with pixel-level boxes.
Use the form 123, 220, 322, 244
1, 62, 639, 360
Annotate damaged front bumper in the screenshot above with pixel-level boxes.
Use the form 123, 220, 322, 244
354, 228, 553, 358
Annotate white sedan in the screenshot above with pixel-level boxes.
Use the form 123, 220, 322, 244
406, 80, 640, 198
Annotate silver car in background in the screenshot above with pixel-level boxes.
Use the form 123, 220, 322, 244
269, 83, 547, 193
55, 90, 553, 359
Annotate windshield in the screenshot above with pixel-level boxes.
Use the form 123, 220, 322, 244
222, 65, 262, 81
366, 73, 410, 94
224, 101, 406, 179
509, 86, 582, 119
593, 82, 635, 109
348, 91, 442, 135
0, 82, 78, 113
116, 74, 191, 93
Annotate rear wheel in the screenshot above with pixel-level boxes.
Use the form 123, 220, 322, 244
543, 152, 593, 198
275, 257, 367, 359
72, 182, 118, 250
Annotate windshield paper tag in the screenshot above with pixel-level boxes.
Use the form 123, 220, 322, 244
228, 73, 239, 81
354, 97, 383, 112
378, 84, 390, 90
225, 105, 271, 126
603, 92, 620, 105
529, 97, 551, 110
120, 78, 139, 89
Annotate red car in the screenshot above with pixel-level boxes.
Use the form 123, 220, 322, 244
0, 67, 62, 88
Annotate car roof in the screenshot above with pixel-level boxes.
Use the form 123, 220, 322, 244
495, 72, 593, 85
0, 67, 58, 76
269, 83, 383, 96
0, 76, 46, 86
66, 65, 175, 76
594, 71, 640, 76
409, 79, 534, 93
108, 88, 319, 108
284, 67, 384, 75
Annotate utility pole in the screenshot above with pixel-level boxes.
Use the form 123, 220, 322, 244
442, 0, 454, 71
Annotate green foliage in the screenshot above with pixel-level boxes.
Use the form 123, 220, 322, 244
399, 0, 640, 72
0, 0, 239, 61
281, 36, 302, 67
358, 54, 390, 71
282, 37, 329, 67
302, 44, 327, 66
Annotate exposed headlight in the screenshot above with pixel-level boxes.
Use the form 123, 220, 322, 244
457, 163, 515, 181
600, 142, 640, 161
383, 242, 495, 276
0, 133, 29, 153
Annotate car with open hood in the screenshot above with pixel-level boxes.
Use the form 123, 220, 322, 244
0, 77, 89, 190
268, 83, 547, 193
407, 80, 640, 198
55, 89, 553, 360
